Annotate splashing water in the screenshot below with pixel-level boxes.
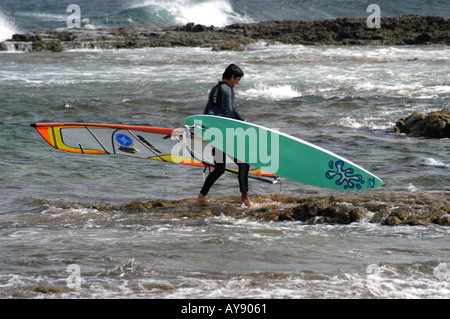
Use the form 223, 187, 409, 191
0, 10, 18, 42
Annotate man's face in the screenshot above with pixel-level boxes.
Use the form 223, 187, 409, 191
228, 76, 241, 88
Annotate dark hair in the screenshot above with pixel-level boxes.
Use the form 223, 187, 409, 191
222, 64, 244, 80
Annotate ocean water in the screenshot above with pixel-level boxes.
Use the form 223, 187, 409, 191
0, 0, 450, 300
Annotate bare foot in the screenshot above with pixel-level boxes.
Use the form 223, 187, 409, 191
194, 194, 209, 206
240, 193, 253, 208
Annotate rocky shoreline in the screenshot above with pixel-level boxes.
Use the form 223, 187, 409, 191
1, 14, 449, 52
90, 192, 450, 227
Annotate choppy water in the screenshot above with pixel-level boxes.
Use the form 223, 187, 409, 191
0, 0, 449, 300
2, 209, 450, 299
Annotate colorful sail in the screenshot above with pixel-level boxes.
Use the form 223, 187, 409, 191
31, 123, 279, 183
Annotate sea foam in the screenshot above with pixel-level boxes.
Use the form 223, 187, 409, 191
242, 83, 301, 100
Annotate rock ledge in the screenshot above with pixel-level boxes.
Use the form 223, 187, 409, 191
1, 15, 449, 52
90, 192, 450, 226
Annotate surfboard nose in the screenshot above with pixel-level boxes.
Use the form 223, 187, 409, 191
186, 115, 383, 191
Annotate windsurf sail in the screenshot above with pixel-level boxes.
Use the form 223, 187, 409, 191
31, 123, 279, 183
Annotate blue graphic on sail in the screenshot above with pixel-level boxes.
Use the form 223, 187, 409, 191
116, 134, 133, 147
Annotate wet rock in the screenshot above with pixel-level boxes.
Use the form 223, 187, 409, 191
143, 283, 175, 291
280, 196, 371, 224
32, 39, 65, 52
383, 214, 403, 226
32, 285, 72, 294
395, 108, 450, 138
1, 15, 449, 52
370, 209, 390, 224
437, 214, 450, 226
395, 111, 426, 134
382, 208, 410, 226
98, 191, 449, 226
177, 22, 215, 32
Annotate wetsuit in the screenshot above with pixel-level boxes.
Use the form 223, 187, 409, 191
203, 81, 245, 120
200, 81, 249, 196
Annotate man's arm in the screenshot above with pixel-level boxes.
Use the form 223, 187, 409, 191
221, 84, 245, 121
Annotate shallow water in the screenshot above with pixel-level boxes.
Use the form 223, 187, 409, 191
1, 204, 449, 298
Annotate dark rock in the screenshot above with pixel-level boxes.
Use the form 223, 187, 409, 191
382, 208, 409, 226
280, 197, 332, 222
280, 197, 372, 224
395, 111, 426, 134
413, 108, 450, 138
12, 33, 42, 42
32, 39, 65, 52
176, 22, 214, 32
437, 214, 450, 226
395, 108, 450, 138
370, 209, 390, 223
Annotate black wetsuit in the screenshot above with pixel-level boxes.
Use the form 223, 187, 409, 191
202, 81, 245, 120
200, 81, 249, 196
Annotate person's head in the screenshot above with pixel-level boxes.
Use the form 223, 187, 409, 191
222, 64, 244, 88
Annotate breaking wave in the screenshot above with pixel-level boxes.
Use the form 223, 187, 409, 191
0, 10, 18, 42
130, 0, 253, 27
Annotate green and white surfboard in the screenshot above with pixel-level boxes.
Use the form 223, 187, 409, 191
186, 115, 383, 191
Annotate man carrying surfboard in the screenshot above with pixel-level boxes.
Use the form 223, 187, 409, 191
194, 64, 253, 207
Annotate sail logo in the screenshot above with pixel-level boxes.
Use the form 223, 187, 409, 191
115, 134, 134, 147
